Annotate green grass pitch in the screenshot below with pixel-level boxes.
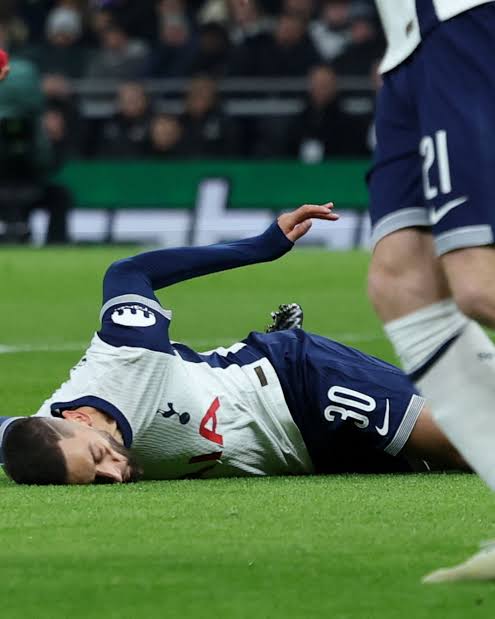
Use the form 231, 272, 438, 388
1, 246, 494, 618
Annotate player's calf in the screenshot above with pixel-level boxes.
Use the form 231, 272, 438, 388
385, 301, 495, 490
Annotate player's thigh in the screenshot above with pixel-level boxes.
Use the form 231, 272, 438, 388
417, 5, 495, 257
301, 335, 428, 470
368, 67, 450, 318
369, 228, 450, 320
368, 65, 428, 250
402, 405, 469, 471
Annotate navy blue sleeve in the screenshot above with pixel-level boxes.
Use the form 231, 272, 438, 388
99, 222, 293, 351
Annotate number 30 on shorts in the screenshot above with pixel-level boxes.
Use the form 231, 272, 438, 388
323, 385, 377, 429
420, 130, 452, 200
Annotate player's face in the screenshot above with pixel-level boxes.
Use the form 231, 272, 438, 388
57, 423, 143, 484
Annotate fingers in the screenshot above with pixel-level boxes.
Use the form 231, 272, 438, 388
287, 219, 312, 242
277, 202, 339, 242
0, 66, 10, 81
291, 203, 338, 223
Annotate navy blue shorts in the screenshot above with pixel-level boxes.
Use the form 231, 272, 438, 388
246, 330, 425, 473
369, 4, 495, 255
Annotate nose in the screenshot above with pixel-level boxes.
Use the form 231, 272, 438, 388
96, 462, 124, 483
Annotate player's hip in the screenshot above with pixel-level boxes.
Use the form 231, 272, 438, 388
272, 332, 425, 472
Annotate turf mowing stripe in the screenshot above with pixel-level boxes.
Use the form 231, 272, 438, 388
0, 333, 387, 355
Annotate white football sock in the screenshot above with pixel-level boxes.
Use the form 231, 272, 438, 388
385, 300, 495, 490
384, 300, 468, 374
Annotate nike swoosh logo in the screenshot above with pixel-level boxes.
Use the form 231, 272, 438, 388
429, 196, 468, 225
375, 399, 390, 436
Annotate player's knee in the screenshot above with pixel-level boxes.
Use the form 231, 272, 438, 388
367, 255, 411, 306
103, 257, 136, 288
453, 284, 495, 325
105, 257, 134, 277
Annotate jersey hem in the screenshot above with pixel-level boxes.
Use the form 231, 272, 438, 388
435, 225, 494, 255
371, 208, 429, 248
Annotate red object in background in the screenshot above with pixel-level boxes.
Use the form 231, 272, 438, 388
0, 49, 9, 70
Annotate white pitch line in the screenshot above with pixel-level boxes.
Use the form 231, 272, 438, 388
0, 332, 387, 355
0, 343, 89, 354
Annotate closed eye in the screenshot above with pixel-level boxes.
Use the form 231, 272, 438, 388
91, 447, 104, 464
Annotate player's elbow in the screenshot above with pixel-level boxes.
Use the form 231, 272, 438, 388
103, 258, 137, 284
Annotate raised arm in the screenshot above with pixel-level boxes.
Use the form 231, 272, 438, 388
102, 204, 337, 302
98, 204, 337, 351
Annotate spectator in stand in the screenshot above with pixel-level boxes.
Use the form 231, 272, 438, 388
90, 0, 157, 41
15, 0, 50, 43
333, 13, 384, 75
151, 0, 197, 77
85, 21, 150, 80
187, 22, 231, 77
147, 114, 185, 158
227, 0, 273, 45
41, 74, 81, 156
37, 102, 74, 243
282, 0, 316, 21
197, 0, 229, 24
0, 4, 29, 51
288, 64, 352, 161
0, 38, 72, 244
36, 5, 87, 78
231, 12, 320, 76
94, 82, 151, 158
309, 0, 353, 62
181, 76, 237, 157
86, 5, 114, 45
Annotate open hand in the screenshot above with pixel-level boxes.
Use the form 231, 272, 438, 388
277, 203, 338, 242
0, 65, 9, 81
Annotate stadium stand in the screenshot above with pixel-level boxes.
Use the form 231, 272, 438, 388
0, 0, 382, 160
0, 1, 380, 244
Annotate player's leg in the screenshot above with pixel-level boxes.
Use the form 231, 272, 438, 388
286, 332, 465, 473
401, 405, 468, 472
422, 5, 495, 329
408, 5, 495, 493
367, 60, 452, 324
368, 228, 450, 323
369, 7, 495, 494
442, 247, 495, 327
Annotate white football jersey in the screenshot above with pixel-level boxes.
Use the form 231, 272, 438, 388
376, 0, 494, 72
28, 222, 317, 480
34, 332, 313, 479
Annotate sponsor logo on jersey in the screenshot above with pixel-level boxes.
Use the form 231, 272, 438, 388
157, 403, 191, 425
111, 304, 157, 327
429, 196, 468, 225
375, 399, 390, 437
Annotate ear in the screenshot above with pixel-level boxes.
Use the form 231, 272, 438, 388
61, 409, 94, 427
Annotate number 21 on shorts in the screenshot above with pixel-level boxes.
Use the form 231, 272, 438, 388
420, 130, 452, 200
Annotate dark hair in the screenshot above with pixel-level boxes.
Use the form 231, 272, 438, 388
3, 418, 70, 485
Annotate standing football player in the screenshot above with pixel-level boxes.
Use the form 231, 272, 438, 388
1, 205, 466, 486
368, 0, 495, 581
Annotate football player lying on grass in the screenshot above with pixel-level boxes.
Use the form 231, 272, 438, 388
0, 204, 468, 484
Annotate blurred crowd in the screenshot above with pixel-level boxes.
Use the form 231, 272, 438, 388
0, 0, 383, 162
